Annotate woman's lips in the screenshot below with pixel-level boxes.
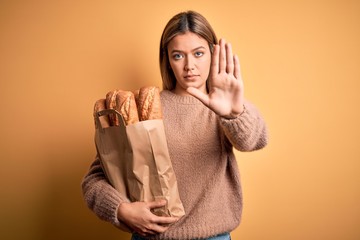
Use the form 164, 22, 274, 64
184, 74, 199, 80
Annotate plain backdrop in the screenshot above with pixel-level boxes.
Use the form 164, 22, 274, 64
0, 0, 359, 239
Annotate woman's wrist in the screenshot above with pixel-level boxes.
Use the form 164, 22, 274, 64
117, 202, 129, 222
221, 104, 246, 119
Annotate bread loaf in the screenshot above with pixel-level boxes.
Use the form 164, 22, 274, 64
93, 98, 110, 128
106, 90, 139, 126
136, 86, 163, 121
133, 89, 140, 105
105, 90, 120, 126
115, 90, 139, 125
101, 86, 162, 125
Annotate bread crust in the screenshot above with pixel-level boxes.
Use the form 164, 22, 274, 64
136, 86, 163, 121
102, 86, 162, 125
115, 90, 139, 125
105, 90, 120, 126
105, 89, 139, 125
93, 98, 110, 128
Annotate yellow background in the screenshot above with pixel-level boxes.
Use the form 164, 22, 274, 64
1, 0, 359, 239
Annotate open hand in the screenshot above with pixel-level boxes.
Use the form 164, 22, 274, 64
187, 38, 244, 118
117, 200, 178, 237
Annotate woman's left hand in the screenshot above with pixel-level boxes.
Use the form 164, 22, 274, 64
187, 38, 244, 119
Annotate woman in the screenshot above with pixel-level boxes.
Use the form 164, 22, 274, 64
82, 10, 268, 240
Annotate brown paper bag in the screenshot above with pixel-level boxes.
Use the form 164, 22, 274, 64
94, 109, 185, 218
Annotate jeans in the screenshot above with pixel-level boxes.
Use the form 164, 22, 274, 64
131, 232, 231, 240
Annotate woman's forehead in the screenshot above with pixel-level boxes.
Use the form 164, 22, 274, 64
168, 32, 209, 51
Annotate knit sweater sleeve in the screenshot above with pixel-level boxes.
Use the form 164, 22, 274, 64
219, 100, 268, 151
81, 155, 132, 232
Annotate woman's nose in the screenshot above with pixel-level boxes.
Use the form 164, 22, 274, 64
184, 57, 195, 71
185, 65, 195, 71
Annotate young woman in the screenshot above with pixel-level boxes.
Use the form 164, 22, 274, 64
82, 10, 268, 240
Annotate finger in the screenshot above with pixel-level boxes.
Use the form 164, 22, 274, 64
154, 216, 179, 225
219, 38, 227, 72
226, 42, 234, 74
186, 87, 210, 107
233, 54, 241, 80
210, 44, 219, 76
142, 229, 157, 236
147, 229, 157, 235
146, 199, 167, 209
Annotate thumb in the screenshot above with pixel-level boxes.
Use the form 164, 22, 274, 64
186, 87, 210, 107
146, 199, 167, 210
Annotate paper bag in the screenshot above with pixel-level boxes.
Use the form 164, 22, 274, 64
94, 109, 185, 218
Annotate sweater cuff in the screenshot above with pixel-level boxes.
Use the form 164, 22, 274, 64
110, 192, 132, 232
219, 102, 253, 129
98, 187, 132, 232
219, 101, 267, 151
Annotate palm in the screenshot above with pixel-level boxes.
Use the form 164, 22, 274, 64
187, 39, 244, 118
207, 76, 243, 117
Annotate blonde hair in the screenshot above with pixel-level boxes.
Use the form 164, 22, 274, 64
159, 11, 218, 91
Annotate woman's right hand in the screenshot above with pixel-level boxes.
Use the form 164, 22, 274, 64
117, 200, 179, 237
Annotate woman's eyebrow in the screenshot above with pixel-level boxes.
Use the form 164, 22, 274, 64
170, 46, 206, 53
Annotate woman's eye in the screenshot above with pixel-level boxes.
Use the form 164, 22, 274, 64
173, 54, 183, 60
195, 52, 204, 57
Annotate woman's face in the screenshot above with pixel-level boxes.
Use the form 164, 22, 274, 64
167, 31, 211, 96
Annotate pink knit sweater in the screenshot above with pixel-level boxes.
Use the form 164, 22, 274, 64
82, 90, 268, 239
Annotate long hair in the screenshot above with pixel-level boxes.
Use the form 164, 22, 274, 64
159, 11, 218, 91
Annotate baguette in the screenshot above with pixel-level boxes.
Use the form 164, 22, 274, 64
115, 90, 139, 125
93, 98, 110, 128
136, 86, 163, 121
106, 89, 139, 125
105, 90, 120, 126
